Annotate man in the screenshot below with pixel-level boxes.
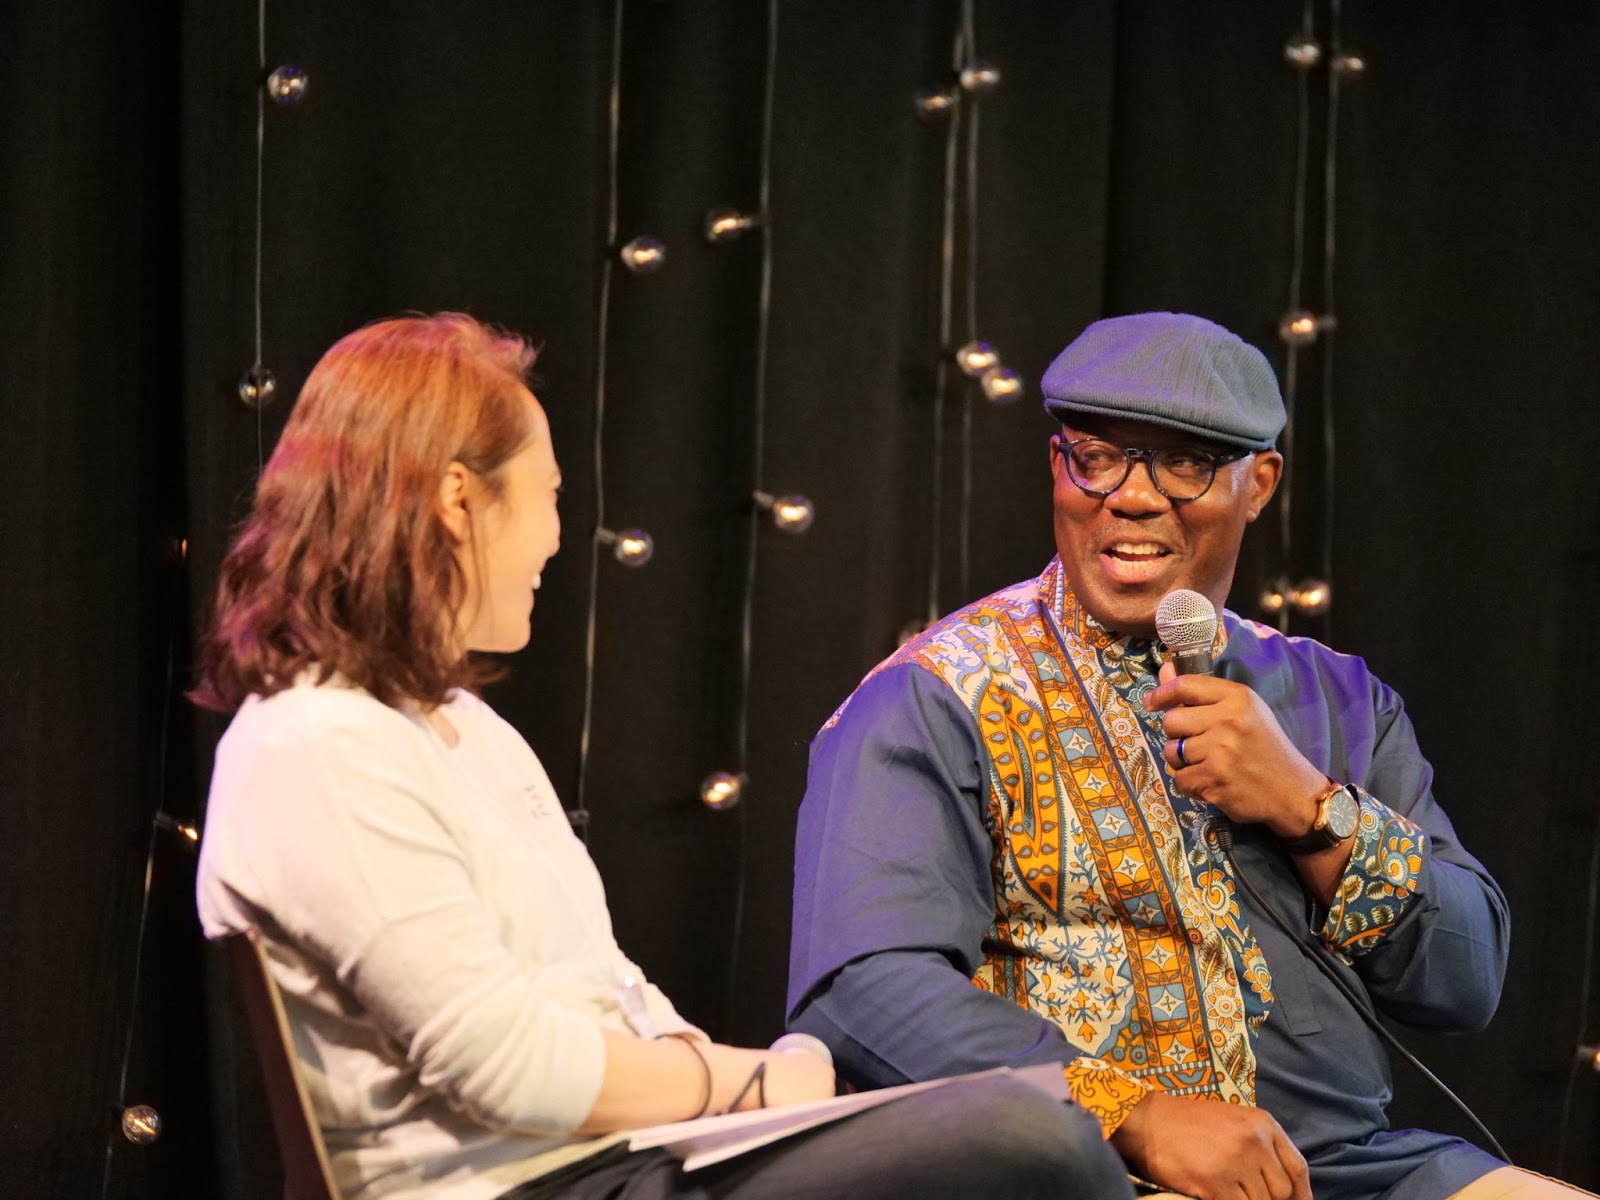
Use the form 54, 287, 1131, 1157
788, 314, 1572, 1199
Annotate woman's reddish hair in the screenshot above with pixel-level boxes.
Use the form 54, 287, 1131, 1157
191, 313, 538, 713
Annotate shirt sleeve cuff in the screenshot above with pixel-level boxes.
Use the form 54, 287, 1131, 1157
1318, 788, 1429, 959
1063, 1056, 1151, 1138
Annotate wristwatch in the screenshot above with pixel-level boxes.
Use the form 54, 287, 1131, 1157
1280, 780, 1360, 855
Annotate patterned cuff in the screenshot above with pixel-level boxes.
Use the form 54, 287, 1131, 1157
1318, 789, 1429, 960
1064, 1056, 1152, 1138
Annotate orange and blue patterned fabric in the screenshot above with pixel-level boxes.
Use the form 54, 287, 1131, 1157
789, 559, 1510, 1200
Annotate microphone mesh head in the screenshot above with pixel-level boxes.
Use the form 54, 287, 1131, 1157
1155, 589, 1217, 653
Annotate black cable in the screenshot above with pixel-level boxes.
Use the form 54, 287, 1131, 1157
1556, 814, 1600, 1174
1276, 0, 1315, 634
1212, 824, 1511, 1164
1318, 0, 1342, 646
572, 0, 626, 839
724, 0, 780, 1032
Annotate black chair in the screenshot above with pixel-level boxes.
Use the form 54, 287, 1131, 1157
223, 929, 342, 1200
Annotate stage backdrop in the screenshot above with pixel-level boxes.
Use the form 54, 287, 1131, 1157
4, 2, 1598, 1196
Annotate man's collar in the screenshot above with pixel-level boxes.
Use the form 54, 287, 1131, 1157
1038, 555, 1230, 663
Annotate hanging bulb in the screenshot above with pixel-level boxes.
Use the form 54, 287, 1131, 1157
1283, 35, 1323, 69
237, 364, 277, 408
914, 86, 957, 119
265, 65, 310, 105
618, 236, 666, 274
953, 341, 1001, 376
1258, 576, 1290, 616
595, 527, 655, 567
704, 207, 761, 245
979, 365, 1022, 403
700, 771, 745, 811
753, 491, 814, 534
1277, 311, 1336, 346
1289, 578, 1332, 617
1331, 52, 1367, 79
121, 1105, 162, 1145
155, 813, 200, 849
958, 60, 1002, 94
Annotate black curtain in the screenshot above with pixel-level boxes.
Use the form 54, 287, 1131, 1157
5, 3, 1598, 1196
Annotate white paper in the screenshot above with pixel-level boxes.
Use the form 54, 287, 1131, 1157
628, 1062, 1069, 1171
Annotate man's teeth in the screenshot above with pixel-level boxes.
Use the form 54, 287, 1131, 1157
1108, 543, 1167, 557
532, 574, 542, 590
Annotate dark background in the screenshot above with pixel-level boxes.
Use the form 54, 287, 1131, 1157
5, 2, 1598, 1195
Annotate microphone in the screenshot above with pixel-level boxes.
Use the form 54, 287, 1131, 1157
1155, 590, 1218, 676
769, 1032, 834, 1068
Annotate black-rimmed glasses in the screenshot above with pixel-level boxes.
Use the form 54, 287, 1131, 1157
1058, 438, 1253, 502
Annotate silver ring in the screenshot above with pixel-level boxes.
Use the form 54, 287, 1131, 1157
1174, 736, 1190, 767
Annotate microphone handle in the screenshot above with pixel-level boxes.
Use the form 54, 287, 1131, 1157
1170, 647, 1215, 676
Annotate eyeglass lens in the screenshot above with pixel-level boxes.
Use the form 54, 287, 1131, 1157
1066, 441, 1219, 500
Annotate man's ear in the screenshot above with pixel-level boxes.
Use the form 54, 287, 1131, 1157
437, 461, 473, 545
1245, 449, 1284, 522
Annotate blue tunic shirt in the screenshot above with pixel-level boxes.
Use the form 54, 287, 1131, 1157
788, 567, 1509, 1200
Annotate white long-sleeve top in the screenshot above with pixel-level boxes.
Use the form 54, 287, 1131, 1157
196, 678, 696, 1199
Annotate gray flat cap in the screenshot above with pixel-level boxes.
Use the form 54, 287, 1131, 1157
1041, 312, 1285, 450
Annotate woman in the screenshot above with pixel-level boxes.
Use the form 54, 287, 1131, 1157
193, 313, 1128, 1200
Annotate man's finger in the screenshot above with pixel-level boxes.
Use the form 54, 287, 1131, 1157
1272, 1127, 1312, 1200
1143, 673, 1227, 712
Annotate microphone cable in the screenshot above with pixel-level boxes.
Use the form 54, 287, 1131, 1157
1211, 823, 1511, 1164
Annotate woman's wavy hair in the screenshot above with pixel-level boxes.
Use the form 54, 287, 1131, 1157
192, 313, 538, 713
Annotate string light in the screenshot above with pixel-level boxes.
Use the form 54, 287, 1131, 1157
1277, 310, 1336, 346
1258, 577, 1290, 616
704, 207, 761, 245
265, 65, 309, 105
236, 364, 277, 408
594, 526, 655, 567
953, 340, 1000, 375
1331, 51, 1366, 78
119, 1106, 162, 1146
752, 490, 814, 534
1265, 0, 1349, 632
957, 60, 1002, 93
914, 86, 957, 119
1289, 578, 1332, 617
979, 365, 1022, 403
154, 813, 200, 849
1283, 34, 1323, 68
618, 235, 666, 273
700, 771, 746, 811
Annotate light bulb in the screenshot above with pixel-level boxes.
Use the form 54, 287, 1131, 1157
618, 236, 666, 274
753, 491, 814, 534
953, 341, 1000, 376
958, 61, 1002, 93
595, 527, 655, 567
980, 365, 1022, 403
914, 86, 957, 119
1258, 577, 1290, 616
1289, 578, 1332, 617
1278, 311, 1338, 346
266, 65, 309, 105
1332, 52, 1366, 78
700, 771, 744, 811
121, 1105, 162, 1145
704, 207, 760, 245
1283, 35, 1322, 69
237, 364, 277, 408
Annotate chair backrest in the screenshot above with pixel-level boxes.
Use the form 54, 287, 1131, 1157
223, 930, 342, 1200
